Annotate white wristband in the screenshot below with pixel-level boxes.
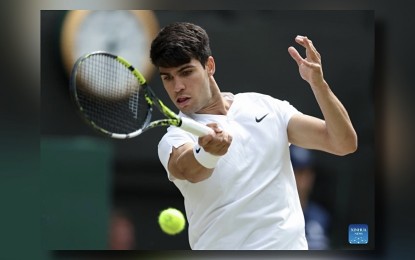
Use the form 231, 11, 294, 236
193, 145, 221, 169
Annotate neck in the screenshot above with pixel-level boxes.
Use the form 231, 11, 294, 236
196, 77, 232, 115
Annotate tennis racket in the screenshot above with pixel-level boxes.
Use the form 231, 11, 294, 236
69, 51, 213, 139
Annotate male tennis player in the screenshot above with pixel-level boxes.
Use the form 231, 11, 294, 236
150, 22, 357, 249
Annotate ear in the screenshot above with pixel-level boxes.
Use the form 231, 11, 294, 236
206, 56, 215, 76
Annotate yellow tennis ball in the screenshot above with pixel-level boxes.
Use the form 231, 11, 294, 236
158, 208, 186, 235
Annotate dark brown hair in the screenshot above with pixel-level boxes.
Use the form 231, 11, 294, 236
150, 22, 212, 68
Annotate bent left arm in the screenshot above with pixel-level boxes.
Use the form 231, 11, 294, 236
287, 36, 357, 155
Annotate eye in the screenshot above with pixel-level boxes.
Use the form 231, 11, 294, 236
181, 70, 192, 77
162, 75, 172, 81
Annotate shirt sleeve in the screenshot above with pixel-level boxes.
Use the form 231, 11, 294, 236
272, 97, 303, 127
157, 126, 197, 181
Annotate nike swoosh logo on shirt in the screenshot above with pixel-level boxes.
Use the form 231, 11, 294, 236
255, 113, 269, 123
195, 147, 201, 153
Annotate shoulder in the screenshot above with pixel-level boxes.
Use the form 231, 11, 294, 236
235, 92, 272, 100
234, 92, 301, 127
235, 92, 294, 109
158, 115, 197, 151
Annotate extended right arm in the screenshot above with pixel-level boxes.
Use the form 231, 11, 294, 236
167, 123, 232, 183
168, 143, 215, 183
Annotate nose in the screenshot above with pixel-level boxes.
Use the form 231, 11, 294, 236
173, 78, 185, 92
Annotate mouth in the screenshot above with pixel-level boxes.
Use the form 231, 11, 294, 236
176, 96, 191, 108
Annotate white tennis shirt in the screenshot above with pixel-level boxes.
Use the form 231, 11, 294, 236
158, 92, 308, 250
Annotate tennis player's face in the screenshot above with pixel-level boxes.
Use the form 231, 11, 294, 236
159, 58, 214, 114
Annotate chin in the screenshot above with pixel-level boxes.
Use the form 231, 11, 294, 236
180, 108, 194, 115
181, 106, 199, 115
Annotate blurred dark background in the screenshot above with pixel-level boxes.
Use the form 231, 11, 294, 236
40, 10, 374, 251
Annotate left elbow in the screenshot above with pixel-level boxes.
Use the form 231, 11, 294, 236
338, 142, 358, 156
335, 133, 358, 156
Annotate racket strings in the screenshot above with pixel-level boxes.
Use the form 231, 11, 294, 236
75, 54, 149, 134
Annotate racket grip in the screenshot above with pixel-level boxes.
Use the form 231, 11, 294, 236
180, 117, 214, 137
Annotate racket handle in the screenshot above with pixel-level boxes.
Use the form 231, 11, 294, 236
180, 117, 214, 137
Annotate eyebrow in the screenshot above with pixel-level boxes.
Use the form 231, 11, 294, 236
159, 64, 195, 76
